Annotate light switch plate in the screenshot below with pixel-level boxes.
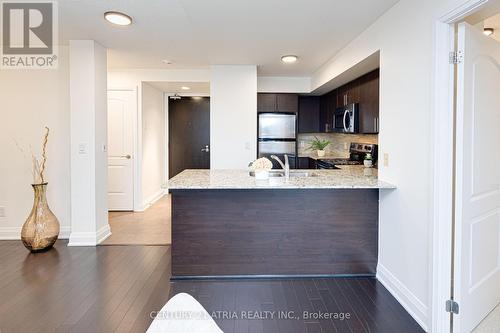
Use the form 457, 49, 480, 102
78, 143, 87, 155
0, 206, 5, 218
384, 153, 389, 167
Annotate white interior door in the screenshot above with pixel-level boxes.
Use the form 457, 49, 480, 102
454, 22, 500, 332
107, 90, 135, 211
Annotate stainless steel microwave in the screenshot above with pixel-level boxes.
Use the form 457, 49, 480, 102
333, 103, 359, 133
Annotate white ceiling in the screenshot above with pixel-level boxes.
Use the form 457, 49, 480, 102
484, 12, 500, 43
58, 0, 398, 76
145, 81, 210, 94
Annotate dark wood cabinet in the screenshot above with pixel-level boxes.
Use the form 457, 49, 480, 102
337, 80, 360, 106
277, 94, 299, 112
257, 93, 277, 112
298, 96, 320, 133
358, 69, 379, 133
336, 84, 348, 107
319, 90, 335, 132
282, 69, 379, 134
257, 93, 298, 113
323, 69, 379, 134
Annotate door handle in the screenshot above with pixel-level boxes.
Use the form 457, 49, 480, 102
201, 145, 210, 153
110, 155, 132, 159
343, 110, 349, 132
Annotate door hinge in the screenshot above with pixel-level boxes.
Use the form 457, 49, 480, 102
449, 51, 463, 64
446, 299, 459, 314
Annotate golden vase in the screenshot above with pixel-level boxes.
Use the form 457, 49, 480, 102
21, 183, 60, 252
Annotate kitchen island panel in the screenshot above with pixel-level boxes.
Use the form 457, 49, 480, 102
171, 188, 378, 278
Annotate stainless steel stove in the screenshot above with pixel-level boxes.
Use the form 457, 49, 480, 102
316, 143, 378, 169
320, 158, 363, 165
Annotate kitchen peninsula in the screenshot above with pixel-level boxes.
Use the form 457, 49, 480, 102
168, 166, 395, 279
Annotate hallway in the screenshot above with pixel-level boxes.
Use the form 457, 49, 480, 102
102, 196, 171, 245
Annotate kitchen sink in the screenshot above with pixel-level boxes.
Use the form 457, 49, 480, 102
249, 170, 319, 178
289, 171, 318, 177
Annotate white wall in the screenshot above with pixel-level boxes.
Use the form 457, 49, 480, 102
108, 69, 209, 209
108, 69, 211, 89
311, 0, 465, 329
0, 46, 71, 239
141, 83, 166, 207
69, 40, 110, 246
210, 65, 257, 169
257, 76, 311, 93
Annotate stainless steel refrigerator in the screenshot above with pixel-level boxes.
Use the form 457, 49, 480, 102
258, 113, 297, 169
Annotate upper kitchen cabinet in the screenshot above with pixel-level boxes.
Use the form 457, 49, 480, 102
319, 90, 336, 132
336, 81, 360, 107
358, 69, 379, 133
298, 96, 320, 133
257, 93, 277, 112
257, 93, 298, 113
297, 69, 379, 134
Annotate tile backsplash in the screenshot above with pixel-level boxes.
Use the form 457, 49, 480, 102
298, 133, 378, 157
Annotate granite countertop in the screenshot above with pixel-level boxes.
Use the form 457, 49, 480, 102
168, 166, 396, 190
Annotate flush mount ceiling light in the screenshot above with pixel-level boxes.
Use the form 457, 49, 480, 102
162, 59, 172, 64
181, 86, 190, 90
484, 28, 494, 36
104, 11, 133, 26
281, 55, 298, 63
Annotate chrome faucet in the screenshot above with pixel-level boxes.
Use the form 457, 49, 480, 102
270, 154, 290, 180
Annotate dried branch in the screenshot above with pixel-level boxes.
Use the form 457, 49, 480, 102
39, 127, 49, 183
14, 127, 50, 184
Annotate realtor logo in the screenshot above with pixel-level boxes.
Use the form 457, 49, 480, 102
1, 1, 58, 69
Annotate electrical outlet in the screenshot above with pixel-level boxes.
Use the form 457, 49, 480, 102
383, 153, 389, 167
0, 206, 5, 218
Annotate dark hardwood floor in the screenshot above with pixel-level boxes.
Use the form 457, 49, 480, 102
0, 241, 171, 333
170, 278, 424, 333
0, 241, 424, 333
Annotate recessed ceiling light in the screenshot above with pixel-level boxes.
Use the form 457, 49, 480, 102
104, 11, 132, 26
484, 28, 494, 36
281, 55, 298, 63
181, 86, 190, 90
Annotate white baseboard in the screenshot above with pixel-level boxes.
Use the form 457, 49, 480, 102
137, 189, 166, 212
68, 224, 111, 246
377, 264, 429, 332
0, 226, 71, 240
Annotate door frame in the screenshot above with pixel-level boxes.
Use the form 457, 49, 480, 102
107, 88, 139, 211
431, 0, 489, 332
